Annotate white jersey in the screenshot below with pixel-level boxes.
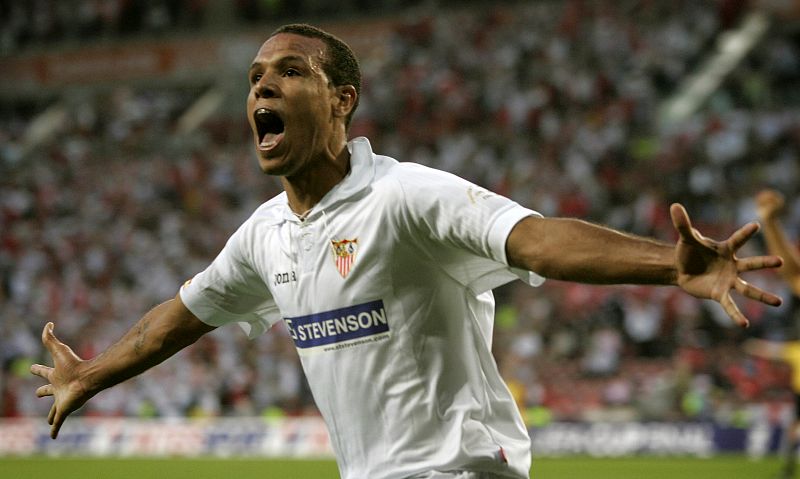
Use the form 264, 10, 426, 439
180, 137, 544, 479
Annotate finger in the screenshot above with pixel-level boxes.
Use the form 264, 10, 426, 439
670, 203, 711, 245
41, 322, 60, 355
41, 323, 81, 366
30, 364, 53, 380
734, 279, 783, 307
737, 255, 784, 273
41, 322, 53, 343
726, 222, 760, 251
51, 410, 65, 440
670, 203, 694, 239
48, 404, 56, 425
719, 293, 749, 328
36, 384, 54, 398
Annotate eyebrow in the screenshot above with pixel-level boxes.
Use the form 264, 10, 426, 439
249, 54, 311, 72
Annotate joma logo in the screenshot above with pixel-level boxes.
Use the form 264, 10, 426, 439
274, 271, 297, 286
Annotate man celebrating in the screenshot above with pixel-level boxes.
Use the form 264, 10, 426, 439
31, 24, 784, 479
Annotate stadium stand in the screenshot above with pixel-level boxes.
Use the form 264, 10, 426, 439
1, 0, 799, 438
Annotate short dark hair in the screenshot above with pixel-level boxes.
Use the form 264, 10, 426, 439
270, 24, 361, 128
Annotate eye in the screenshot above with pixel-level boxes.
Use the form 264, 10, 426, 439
283, 68, 301, 77
250, 73, 262, 84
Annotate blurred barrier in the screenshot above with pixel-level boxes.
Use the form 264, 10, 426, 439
530, 421, 782, 458
0, 19, 393, 98
0, 418, 785, 457
0, 417, 334, 457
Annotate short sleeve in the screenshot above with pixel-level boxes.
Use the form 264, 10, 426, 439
393, 164, 545, 294
180, 221, 280, 339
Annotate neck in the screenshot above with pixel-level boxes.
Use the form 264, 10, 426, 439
282, 143, 351, 216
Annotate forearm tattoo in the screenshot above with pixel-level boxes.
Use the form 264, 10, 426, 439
133, 319, 150, 355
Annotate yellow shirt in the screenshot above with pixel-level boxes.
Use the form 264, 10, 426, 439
781, 341, 800, 393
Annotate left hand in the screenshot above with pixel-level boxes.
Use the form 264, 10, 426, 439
670, 203, 783, 327
30, 323, 93, 439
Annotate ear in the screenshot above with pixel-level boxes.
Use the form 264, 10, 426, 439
332, 85, 357, 120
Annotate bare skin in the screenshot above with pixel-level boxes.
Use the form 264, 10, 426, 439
30, 294, 214, 439
752, 189, 800, 479
755, 189, 800, 295
507, 203, 782, 327
29, 30, 785, 441
246, 33, 357, 216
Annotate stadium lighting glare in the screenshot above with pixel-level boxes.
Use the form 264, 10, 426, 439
659, 11, 770, 128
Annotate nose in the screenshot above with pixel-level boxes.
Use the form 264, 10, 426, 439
255, 78, 278, 99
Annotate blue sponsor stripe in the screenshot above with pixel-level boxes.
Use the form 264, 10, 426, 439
284, 300, 389, 349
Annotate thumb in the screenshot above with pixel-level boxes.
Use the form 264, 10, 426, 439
670, 203, 693, 239
41, 322, 63, 355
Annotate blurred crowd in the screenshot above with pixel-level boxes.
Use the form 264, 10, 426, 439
0, 0, 209, 53
0, 0, 432, 55
2, 0, 800, 430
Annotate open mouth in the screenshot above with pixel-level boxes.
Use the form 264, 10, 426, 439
254, 107, 285, 150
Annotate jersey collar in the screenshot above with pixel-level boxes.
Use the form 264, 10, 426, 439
269, 137, 377, 225
319, 136, 376, 207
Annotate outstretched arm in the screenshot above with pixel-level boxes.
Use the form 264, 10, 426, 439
507, 203, 783, 327
755, 189, 800, 296
29, 293, 215, 439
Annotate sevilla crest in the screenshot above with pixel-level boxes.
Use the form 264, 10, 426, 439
330, 238, 358, 278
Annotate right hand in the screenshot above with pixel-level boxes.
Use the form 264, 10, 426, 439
30, 323, 93, 439
755, 189, 785, 221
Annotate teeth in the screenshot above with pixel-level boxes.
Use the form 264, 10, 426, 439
256, 108, 268, 116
